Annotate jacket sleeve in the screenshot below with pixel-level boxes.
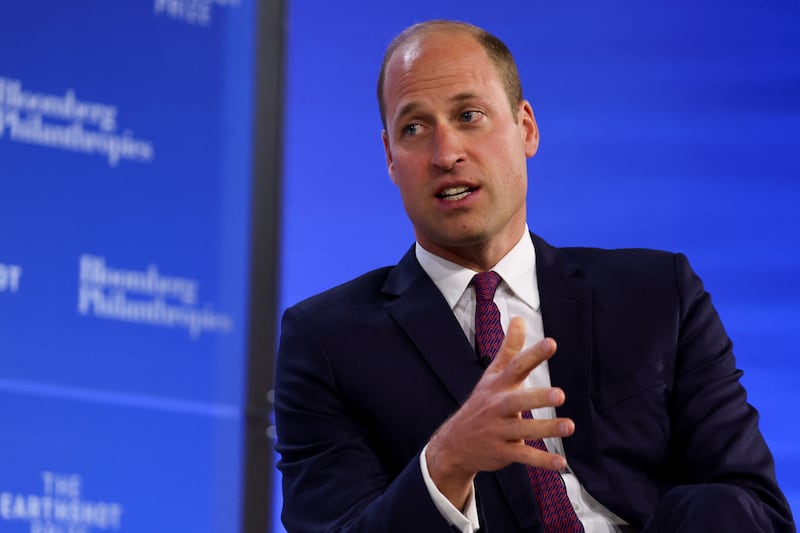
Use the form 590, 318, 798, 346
274, 305, 459, 533
656, 253, 795, 531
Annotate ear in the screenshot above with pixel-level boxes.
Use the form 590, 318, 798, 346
518, 100, 539, 158
382, 129, 397, 184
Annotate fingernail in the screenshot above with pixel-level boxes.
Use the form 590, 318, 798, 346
558, 421, 568, 434
548, 389, 560, 403
551, 457, 564, 470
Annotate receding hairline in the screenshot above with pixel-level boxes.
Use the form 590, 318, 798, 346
377, 20, 524, 129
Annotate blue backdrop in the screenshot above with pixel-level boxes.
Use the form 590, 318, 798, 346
1, 1, 797, 532
278, 1, 799, 531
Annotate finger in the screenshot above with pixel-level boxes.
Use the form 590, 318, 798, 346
495, 337, 557, 387
488, 316, 526, 370
497, 387, 566, 417
512, 445, 569, 472
522, 417, 575, 442
499, 416, 575, 442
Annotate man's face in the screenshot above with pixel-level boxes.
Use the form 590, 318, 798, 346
381, 31, 539, 268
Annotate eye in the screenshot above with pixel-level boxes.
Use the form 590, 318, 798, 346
402, 123, 421, 136
460, 110, 483, 123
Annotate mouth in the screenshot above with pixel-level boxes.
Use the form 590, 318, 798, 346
437, 186, 477, 201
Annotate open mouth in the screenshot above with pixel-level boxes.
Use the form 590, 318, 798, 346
437, 186, 476, 201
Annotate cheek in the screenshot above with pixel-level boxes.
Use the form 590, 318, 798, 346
394, 176, 422, 208
392, 154, 427, 187
494, 154, 529, 206
486, 142, 526, 183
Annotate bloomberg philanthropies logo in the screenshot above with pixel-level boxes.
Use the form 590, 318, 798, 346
77, 254, 234, 339
0, 76, 154, 167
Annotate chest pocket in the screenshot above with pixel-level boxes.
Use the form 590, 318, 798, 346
592, 358, 667, 411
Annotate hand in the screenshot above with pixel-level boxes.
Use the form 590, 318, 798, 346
425, 317, 575, 509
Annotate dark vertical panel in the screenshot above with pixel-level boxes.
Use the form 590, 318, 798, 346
241, 0, 286, 531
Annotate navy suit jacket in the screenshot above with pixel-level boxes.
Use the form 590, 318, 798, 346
275, 234, 794, 532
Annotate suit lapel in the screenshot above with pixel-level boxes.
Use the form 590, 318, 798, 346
532, 234, 630, 518
381, 247, 484, 406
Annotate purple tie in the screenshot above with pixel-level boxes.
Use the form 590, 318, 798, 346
472, 272, 584, 533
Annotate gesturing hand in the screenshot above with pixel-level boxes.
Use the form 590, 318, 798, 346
425, 317, 575, 509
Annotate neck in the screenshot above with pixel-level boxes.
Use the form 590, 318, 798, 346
418, 227, 527, 272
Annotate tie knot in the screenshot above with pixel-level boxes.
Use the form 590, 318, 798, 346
472, 271, 501, 302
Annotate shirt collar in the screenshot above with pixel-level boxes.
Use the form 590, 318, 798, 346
415, 228, 540, 311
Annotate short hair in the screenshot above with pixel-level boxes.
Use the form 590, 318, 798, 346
377, 20, 524, 129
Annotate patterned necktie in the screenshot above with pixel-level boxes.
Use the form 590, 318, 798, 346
472, 272, 584, 533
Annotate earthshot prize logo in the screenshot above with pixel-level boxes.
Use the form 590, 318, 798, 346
153, 0, 240, 27
0, 262, 22, 294
0, 77, 154, 167
0, 471, 124, 532
77, 254, 234, 339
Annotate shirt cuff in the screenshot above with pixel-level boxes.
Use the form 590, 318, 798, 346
419, 443, 480, 533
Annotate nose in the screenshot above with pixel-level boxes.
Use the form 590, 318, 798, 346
430, 124, 464, 171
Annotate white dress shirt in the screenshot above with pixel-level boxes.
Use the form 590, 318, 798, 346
416, 228, 629, 532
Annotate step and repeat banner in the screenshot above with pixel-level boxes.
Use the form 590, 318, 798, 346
1, 1, 264, 531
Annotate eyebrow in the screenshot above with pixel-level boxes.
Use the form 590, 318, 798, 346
395, 92, 482, 122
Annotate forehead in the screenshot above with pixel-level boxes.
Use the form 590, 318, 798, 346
383, 32, 503, 119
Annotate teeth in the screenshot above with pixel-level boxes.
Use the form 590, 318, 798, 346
440, 186, 472, 201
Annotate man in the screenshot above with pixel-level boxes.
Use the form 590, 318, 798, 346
275, 20, 795, 532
